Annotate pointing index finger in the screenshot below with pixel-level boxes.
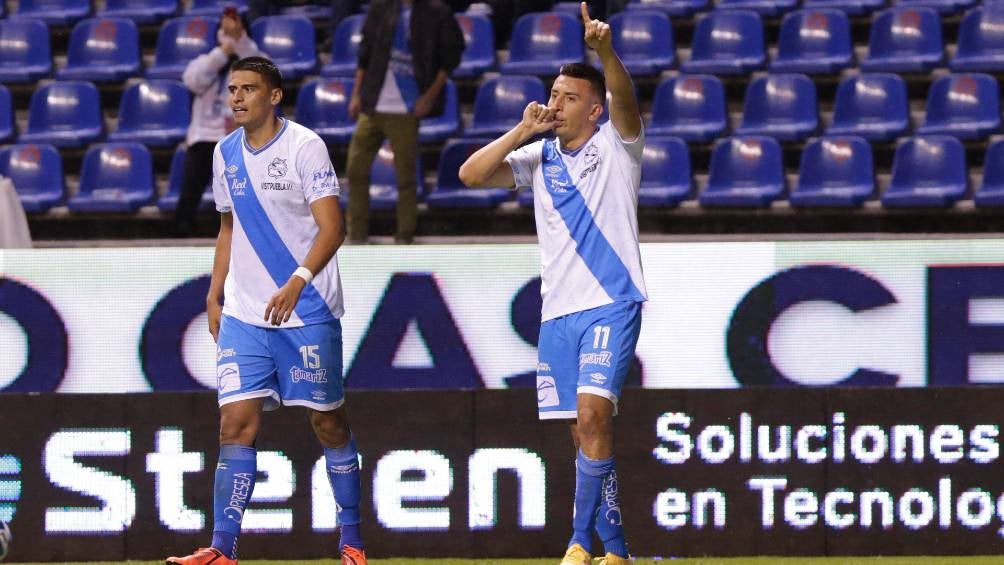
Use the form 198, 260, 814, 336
580, 2, 590, 24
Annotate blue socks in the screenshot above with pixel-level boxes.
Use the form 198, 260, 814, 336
211, 444, 257, 560
325, 436, 363, 551
569, 450, 628, 558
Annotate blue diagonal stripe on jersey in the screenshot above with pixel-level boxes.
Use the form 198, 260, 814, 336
540, 140, 645, 303
220, 131, 334, 324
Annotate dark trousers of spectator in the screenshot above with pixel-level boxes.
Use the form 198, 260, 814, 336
173, 141, 215, 236
346, 112, 419, 243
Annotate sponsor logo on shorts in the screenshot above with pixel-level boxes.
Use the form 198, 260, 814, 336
217, 347, 236, 362
311, 390, 327, 401
218, 363, 241, 394
290, 367, 328, 383
590, 372, 607, 385
579, 351, 613, 370
537, 376, 559, 408
537, 362, 551, 373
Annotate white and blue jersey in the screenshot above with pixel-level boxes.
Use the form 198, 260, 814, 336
506, 121, 648, 321
212, 118, 343, 328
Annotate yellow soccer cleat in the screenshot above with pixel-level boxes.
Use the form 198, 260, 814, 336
598, 552, 633, 565
559, 542, 591, 565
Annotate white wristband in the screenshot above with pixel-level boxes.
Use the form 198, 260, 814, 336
292, 266, 313, 284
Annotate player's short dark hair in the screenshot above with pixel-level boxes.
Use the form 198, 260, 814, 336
230, 56, 283, 91
558, 63, 606, 103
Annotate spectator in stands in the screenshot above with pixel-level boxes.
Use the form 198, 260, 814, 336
174, 8, 261, 236
346, 0, 465, 244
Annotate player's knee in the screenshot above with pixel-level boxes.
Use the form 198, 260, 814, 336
576, 405, 611, 439
219, 417, 258, 445
310, 411, 350, 448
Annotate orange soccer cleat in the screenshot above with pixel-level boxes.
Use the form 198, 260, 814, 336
341, 544, 368, 565
165, 547, 237, 565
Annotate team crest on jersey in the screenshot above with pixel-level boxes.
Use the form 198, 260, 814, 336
579, 144, 600, 180
267, 158, 288, 178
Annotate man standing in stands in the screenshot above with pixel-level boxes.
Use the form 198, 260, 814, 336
458, 4, 645, 564
345, 0, 464, 244
166, 56, 367, 565
174, 7, 261, 237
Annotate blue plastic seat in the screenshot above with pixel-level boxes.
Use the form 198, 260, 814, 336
320, 13, 364, 77
0, 18, 52, 83
454, 13, 495, 79
804, 0, 884, 15
826, 73, 909, 141
736, 74, 818, 141
881, 136, 967, 207
250, 15, 316, 79
109, 80, 192, 147
10, 0, 90, 25
57, 17, 141, 81
951, 7, 1004, 72
146, 16, 218, 79
501, 12, 584, 75
419, 80, 460, 143
0, 86, 14, 142
427, 139, 511, 208
69, 143, 155, 212
466, 75, 547, 138
700, 136, 785, 207
626, 0, 710, 16
280, 3, 332, 18
771, 9, 853, 73
607, 11, 674, 76
918, 73, 1000, 139
897, 0, 974, 14
20, 81, 104, 148
974, 139, 1004, 207
0, 144, 65, 213
158, 145, 213, 212
638, 136, 692, 207
648, 75, 727, 141
861, 7, 943, 72
187, 0, 246, 15
717, 0, 798, 16
99, 0, 177, 23
295, 78, 355, 145
682, 10, 765, 75
791, 136, 875, 207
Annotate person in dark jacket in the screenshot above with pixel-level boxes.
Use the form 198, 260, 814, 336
346, 0, 465, 244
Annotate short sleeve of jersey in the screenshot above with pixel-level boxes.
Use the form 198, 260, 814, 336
297, 136, 340, 204
211, 143, 232, 213
608, 122, 645, 164
505, 140, 543, 189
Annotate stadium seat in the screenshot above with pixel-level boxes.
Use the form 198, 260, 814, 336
0, 144, 64, 213
9, 0, 90, 25
70, 143, 156, 212
803, 0, 884, 15
648, 75, 727, 142
295, 78, 355, 145
158, 146, 213, 212
791, 136, 875, 207
638, 136, 692, 207
280, 3, 332, 18
917, 73, 1000, 139
881, 136, 967, 207
99, 0, 177, 23
0, 86, 13, 142
518, 187, 534, 208
974, 139, 1004, 207
426, 139, 511, 208
500, 12, 584, 75
109, 80, 192, 147
607, 10, 674, 76
770, 9, 853, 73
736, 74, 818, 141
187, 0, 246, 15
700, 136, 785, 207
250, 15, 316, 79
419, 80, 460, 143
861, 7, 943, 72
320, 13, 364, 77
0, 18, 52, 83
951, 7, 1004, 72
897, 0, 974, 14
341, 141, 424, 210
626, 0, 710, 17
682, 10, 765, 75
466, 75, 547, 138
453, 13, 496, 78
147, 16, 218, 79
57, 17, 141, 82
20, 81, 104, 148
826, 73, 910, 142
717, 0, 798, 17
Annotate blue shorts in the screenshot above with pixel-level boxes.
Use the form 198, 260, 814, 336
215, 314, 345, 411
535, 300, 642, 420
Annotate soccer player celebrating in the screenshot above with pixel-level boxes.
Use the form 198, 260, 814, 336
166, 56, 367, 565
458, 4, 645, 564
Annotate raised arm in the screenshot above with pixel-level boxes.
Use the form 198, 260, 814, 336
459, 102, 557, 188
581, 2, 641, 141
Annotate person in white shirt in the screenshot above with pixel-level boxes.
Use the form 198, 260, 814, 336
458, 4, 644, 564
174, 8, 260, 237
166, 57, 368, 565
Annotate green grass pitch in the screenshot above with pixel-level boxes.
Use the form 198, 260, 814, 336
10, 558, 1004, 564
